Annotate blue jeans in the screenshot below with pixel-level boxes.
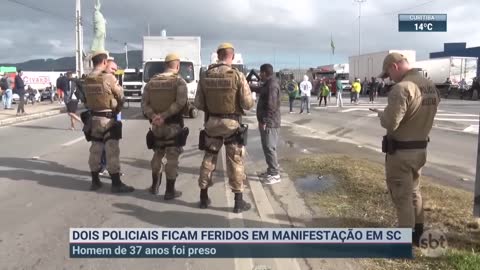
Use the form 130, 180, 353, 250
300, 96, 310, 113
3, 89, 12, 109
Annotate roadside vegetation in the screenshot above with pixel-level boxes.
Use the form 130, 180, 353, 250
283, 155, 480, 270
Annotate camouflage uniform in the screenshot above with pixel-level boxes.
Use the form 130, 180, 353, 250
143, 67, 188, 199
195, 57, 254, 212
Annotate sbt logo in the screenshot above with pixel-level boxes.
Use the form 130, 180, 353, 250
419, 230, 448, 257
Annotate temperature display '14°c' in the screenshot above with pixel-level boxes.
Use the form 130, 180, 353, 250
398, 14, 447, 32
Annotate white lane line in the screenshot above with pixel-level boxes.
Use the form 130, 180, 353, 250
341, 108, 370, 113
62, 136, 85, 147
221, 150, 255, 270
436, 113, 478, 117
435, 118, 479, 122
368, 113, 378, 117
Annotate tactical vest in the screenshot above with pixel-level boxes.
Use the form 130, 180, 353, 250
403, 71, 439, 107
84, 74, 115, 111
148, 74, 178, 113
202, 68, 239, 115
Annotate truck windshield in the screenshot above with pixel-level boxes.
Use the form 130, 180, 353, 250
123, 72, 142, 82
144, 62, 195, 83
337, 73, 349, 80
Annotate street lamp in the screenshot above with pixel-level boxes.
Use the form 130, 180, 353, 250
355, 0, 366, 57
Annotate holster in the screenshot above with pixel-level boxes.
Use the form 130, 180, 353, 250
382, 136, 396, 155
108, 121, 123, 140
199, 130, 207, 151
146, 129, 155, 149
236, 124, 249, 146
176, 127, 189, 147
81, 111, 93, 142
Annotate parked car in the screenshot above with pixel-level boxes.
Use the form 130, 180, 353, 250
41, 89, 54, 102
12, 90, 41, 104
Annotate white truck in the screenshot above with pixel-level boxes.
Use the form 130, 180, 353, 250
210, 52, 246, 74
142, 35, 201, 118
122, 68, 143, 101
413, 57, 478, 86
348, 50, 417, 82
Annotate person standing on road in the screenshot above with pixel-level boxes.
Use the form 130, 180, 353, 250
299, 75, 312, 114
195, 42, 254, 212
64, 71, 82, 130
251, 63, 281, 185
352, 78, 361, 104
318, 81, 330, 107
83, 51, 134, 193
14, 69, 26, 116
336, 76, 344, 107
143, 53, 188, 199
373, 53, 440, 246
1, 73, 13, 109
369, 77, 378, 103
286, 79, 298, 113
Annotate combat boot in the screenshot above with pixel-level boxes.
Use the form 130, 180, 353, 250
199, 188, 211, 209
233, 193, 251, 213
89, 171, 103, 191
413, 223, 424, 247
110, 173, 135, 193
164, 179, 182, 200
149, 173, 162, 195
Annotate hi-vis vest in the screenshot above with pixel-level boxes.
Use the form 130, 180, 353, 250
148, 74, 178, 113
202, 67, 240, 115
84, 74, 116, 111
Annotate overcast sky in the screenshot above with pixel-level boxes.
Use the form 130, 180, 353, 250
1, 0, 478, 69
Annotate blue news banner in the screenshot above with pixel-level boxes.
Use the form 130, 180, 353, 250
70, 228, 412, 259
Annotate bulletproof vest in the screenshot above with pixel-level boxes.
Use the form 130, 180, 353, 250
202, 67, 239, 115
148, 74, 178, 113
403, 71, 439, 107
84, 74, 115, 111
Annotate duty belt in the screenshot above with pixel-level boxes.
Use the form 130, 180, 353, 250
209, 113, 240, 121
394, 139, 429, 150
92, 111, 116, 118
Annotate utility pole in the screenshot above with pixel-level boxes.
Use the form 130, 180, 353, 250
474, 117, 480, 217
147, 23, 151, 36
355, 0, 366, 57
124, 43, 129, 69
75, 0, 84, 77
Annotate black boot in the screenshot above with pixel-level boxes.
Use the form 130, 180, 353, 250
149, 173, 162, 195
164, 179, 182, 200
199, 188, 211, 209
110, 173, 135, 193
233, 193, 251, 213
413, 223, 424, 247
89, 171, 103, 191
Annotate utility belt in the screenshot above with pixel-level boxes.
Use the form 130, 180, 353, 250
209, 113, 241, 121
91, 111, 117, 119
148, 113, 184, 127
146, 127, 189, 150
81, 110, 122, 143
198, 124, 249, 154
382, 136, 429, 155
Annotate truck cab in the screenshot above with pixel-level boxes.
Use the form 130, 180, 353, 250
141, 59, 198, 118
122, 68, 143, 101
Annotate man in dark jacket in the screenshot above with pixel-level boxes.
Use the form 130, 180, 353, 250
15, 69, 26, 115
251, 63, 281, 185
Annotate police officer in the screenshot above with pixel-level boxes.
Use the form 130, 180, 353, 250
143, 53, 188, 200
195, 43, 254, 213
373, 53, 440, 245
84, 51, 134, 193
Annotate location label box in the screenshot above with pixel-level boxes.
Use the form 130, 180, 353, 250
398, 14, 447, 32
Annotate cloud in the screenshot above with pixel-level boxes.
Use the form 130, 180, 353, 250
0, 0, 478, 69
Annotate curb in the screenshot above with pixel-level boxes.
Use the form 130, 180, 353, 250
0, 108, 66, 127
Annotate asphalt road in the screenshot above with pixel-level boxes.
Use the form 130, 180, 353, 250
283, 96, 479, 191
0, 104, 364, 270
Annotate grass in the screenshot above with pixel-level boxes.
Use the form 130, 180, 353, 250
283, 154, 480, 270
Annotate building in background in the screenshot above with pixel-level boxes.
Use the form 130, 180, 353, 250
430, 43, 480, 77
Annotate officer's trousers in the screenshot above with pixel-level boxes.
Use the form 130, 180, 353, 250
151, 124, 182, 180
88, 116, 120, 174
385, 150, 426, 228
199, 136, 245, 193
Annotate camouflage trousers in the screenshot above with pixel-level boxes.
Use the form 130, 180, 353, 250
88, 117, 120, 174
198, 136, 246, 193
151, 124, 182, 180
386, 150, 426, 228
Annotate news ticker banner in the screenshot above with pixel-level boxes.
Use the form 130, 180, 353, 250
70, 228, 412, 258
398, 14, 447, 32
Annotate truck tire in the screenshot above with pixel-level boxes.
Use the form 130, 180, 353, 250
473, 89, 479, 101
189, 107, 198, 119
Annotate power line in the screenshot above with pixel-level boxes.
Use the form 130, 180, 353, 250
362, 0, 438, 18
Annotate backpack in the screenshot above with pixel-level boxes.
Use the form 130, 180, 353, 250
0, 78, 8, 90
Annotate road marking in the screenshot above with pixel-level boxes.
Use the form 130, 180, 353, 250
434, 118, 478, 122
220, 150, 254, 270
341, 108, 370, 113
62, 136, 84, 147
368, 113, 378, 117
436, 113, 478, 117
463, 125, 479, 134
